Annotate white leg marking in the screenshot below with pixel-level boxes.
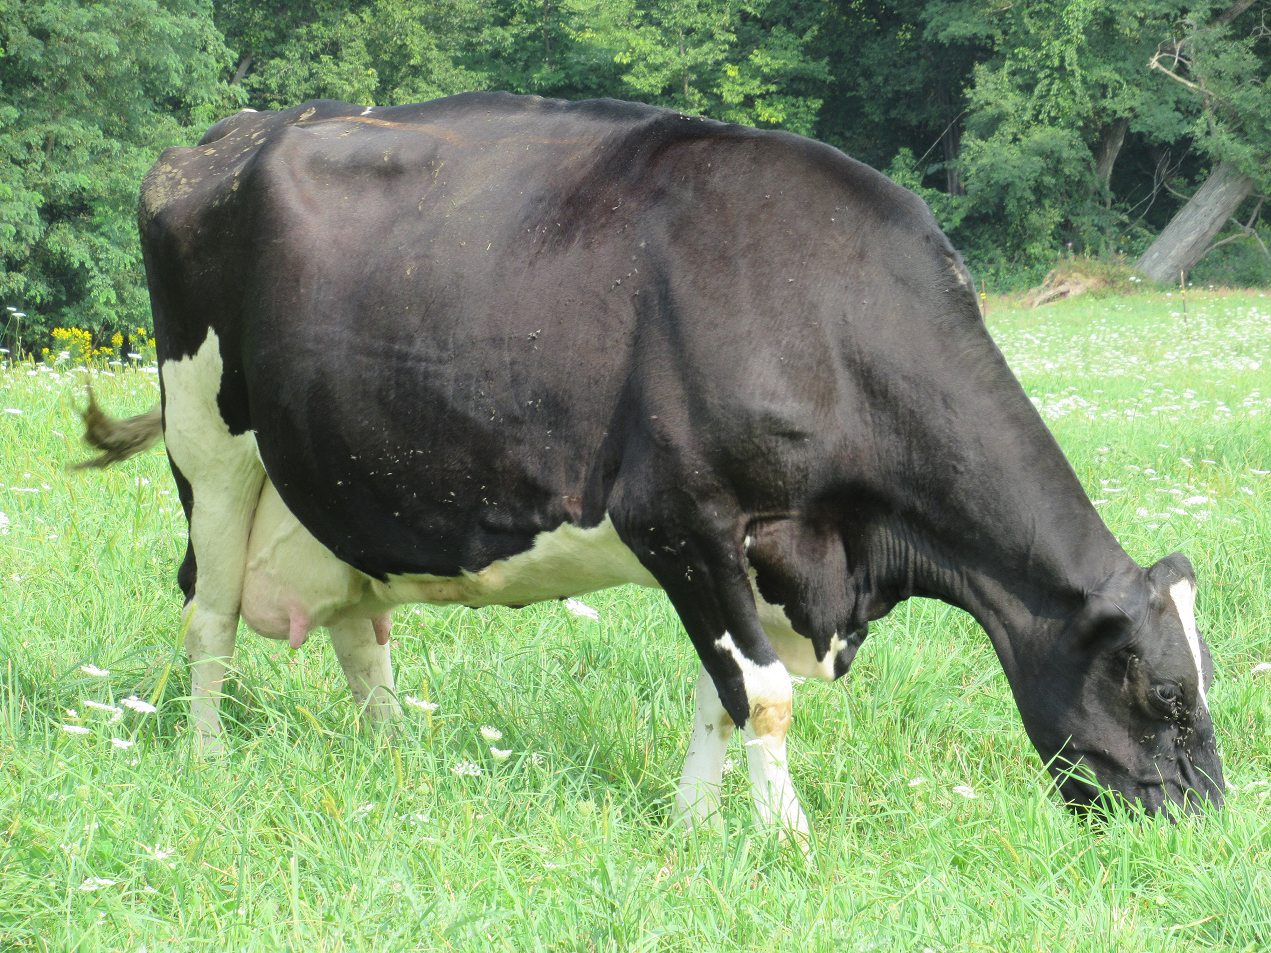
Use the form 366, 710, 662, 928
163, 330, 266, 750
714, 632, 809, 839
676, 666, 736, 828
741, 722, 810, 840
1169, 579, 1208, 710
329, 617, 400, 725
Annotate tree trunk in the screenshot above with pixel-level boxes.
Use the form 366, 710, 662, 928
1135, 159, 1255, 282
937, 80, 965, 196
1094, 117, 1129, 206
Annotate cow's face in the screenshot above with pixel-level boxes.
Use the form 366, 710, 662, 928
1024, 553, 1224, 817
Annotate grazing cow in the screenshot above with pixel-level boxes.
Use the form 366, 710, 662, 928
88, 93, 1223, 830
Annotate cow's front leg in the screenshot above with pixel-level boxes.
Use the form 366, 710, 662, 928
625, 513, 812, 842
329, 614, 400, 727
675, 665, 736, 828
740, 686, 809, 840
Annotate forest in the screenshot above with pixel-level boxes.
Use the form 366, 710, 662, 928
1, 0, 1269, 347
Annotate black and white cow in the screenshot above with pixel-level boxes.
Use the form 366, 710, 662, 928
94, 93, 1223, 829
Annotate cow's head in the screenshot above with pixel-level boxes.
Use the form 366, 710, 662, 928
1022, 553, 1224, 817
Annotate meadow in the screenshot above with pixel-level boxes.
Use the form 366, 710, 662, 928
1, 290, 1269, 952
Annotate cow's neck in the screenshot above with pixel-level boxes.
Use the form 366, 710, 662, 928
862, 440, 1135, 683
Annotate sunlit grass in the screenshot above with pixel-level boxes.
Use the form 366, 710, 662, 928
1, 291, 1269, 950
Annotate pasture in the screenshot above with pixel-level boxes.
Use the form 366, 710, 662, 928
1, 290, 1269, 951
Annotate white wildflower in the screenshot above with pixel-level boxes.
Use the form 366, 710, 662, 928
721, 758, 738, 776
66, 708, 78, 718
0, 511, 9, 534
78, 877, 117, 891
111, 738, 134, 749
3, 408, 22, 415
908, 777, 926, 787
952, 784, 979, 799
490, 746, 512, 761
122, 696, 157, 714
563, 598, 599, 621
80, 664, 110, 678
61, 724, 90, 735
84, 700, 122, 714
1252, 663, 1271, 676
142, 845, 174, 861
480, 725, 502, 741
351, 802, 376, 820
530, 752, 545, 767
451, 761, 482, 777
1182, 495, 1210, 506
403, 695, 438, 712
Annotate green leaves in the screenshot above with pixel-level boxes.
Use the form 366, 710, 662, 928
0, 0, 239, 347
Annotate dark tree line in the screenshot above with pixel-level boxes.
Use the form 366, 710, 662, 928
2, 0, 1268, 347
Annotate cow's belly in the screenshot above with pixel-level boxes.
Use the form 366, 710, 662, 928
239, 478, 660, 640
375, 519, 660, 607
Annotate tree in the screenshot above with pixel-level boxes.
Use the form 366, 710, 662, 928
0, 0, 236, 349
925, 0, 1198, 276
1135, 0, 1270, 282
216, 0, 487, 107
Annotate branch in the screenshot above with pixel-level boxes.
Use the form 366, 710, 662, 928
1212, 0, 1256, 29
1148, 50, 1206, 94
1199, 197, 1270, 263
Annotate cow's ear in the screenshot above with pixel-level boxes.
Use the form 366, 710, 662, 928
1147, 551, 1195, 587
1067, 592, 1138, 655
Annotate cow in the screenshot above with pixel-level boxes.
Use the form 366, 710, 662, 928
85, 92, 1224, 833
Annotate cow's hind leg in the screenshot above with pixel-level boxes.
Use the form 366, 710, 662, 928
176, 456, 264, 752
162, 335, 265, 753
329, 615, 400, 727
675, 665, 736, 828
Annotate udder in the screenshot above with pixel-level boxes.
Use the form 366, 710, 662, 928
239, 478, 391, 648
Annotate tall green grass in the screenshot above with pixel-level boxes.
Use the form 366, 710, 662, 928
1, 291, 1269, 951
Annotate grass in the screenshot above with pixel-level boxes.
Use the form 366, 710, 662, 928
1, 290, 1270, 951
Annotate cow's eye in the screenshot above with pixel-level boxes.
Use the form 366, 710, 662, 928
1150, 684, 1182, 713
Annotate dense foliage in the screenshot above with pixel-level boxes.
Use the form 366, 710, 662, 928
1, 0, 1268, 347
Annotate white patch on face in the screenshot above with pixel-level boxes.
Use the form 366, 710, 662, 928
713, 632, 791, 713
748, 571, 841, 680
1169, 579, 1208, 710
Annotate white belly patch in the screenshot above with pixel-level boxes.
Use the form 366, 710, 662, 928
238, 477, 660, 640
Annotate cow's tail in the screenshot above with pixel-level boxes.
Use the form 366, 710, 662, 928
71, 386, 163, 469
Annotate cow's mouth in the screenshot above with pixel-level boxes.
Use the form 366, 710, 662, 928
1056, 749, 1224, 818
